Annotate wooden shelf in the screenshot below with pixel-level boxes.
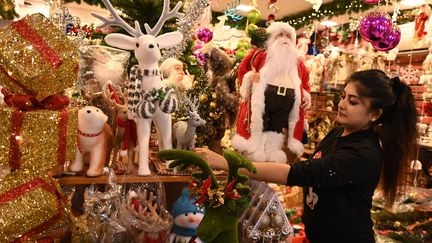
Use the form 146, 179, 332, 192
56, 163, 227, 185
56, 173, 227, 185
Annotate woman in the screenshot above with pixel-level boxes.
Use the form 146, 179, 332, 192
194, 70, 418, 242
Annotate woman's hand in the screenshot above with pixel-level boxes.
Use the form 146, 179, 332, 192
193, 147, 227, 170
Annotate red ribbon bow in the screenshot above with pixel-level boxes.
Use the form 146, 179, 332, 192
2, 88, 69, 111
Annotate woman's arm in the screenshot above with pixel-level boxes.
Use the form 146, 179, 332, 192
193, 148, 291, 185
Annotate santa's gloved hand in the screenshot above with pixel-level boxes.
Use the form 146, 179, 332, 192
302, 91, 311, 109
249, 67, 260, 83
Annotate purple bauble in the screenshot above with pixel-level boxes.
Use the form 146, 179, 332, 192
197, 27, 213, 43
193, 50, 206, 65
363, 0, 380, 4
372, 24, 401, 51
194, 41, 203, 50
359, 11, 392, 42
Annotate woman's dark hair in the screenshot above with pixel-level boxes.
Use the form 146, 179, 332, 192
347, 69, 418, 206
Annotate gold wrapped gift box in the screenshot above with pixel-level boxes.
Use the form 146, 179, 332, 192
0, 13, 78, 101
0, 171, 70, 242
0, 106, 78, 173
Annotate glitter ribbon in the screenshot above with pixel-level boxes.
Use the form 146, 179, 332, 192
0, 177, 65, 242
11, 18, 63, 69
7, 108, 70, 169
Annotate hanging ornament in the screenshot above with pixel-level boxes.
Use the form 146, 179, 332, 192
305, 0, 323, 12
247, 9, 262, 24
199, 94, 208, 102
235, 48, 248, 60
194, 40, 204, 50
193, 50, 206, 65
267, 14, 275, 22
363, 0, 380, 4
268, 0, 277, 3
197, 27, 213, 43
246, 24, 259, 37
372, 24, 401, 51
359, 11, 392, 42
237, 39, 251, 50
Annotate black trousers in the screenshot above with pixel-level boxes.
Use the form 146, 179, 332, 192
263, 85, 295, 133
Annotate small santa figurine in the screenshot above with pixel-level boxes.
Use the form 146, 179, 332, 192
232, 22, 311, 162
160, 58, 193, 94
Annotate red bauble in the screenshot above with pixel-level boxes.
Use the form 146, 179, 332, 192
267, 14, 275, 21
268, 0, 277, 3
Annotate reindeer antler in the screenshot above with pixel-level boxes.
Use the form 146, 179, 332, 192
185, 94, 199, 112
92, 0, 143, 37
157, 149, 218, 188
144, 0, 184, 36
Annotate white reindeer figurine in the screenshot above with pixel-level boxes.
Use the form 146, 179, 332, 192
93, 0, 183, 175
172, 96, 206, 150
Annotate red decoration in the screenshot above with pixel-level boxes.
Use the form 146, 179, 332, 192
11, 19, 63, 69
268, 0, 277, 3
424, 102, 432, 117
414, 5, 431, 41
268, 14, 275, 21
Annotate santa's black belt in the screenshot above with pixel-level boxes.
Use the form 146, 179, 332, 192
266, 85, 294, 96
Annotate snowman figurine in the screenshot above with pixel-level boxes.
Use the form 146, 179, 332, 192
170, 188, 205, 243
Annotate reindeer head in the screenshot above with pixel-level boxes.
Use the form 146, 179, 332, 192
92, 0, 184, 66
185, 95, 206, 127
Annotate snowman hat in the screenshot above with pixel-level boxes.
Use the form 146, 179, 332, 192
172, 188, 204, 218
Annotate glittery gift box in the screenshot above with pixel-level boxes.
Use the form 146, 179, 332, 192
0, 106, 78, 173
0, 171, 70, 242
0, 13, 79, 101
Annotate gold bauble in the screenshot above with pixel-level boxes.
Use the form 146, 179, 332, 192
209, 112, 221, 119
199, 94, 208, 102
210, 101, 217, 108
211, 92, 217, 99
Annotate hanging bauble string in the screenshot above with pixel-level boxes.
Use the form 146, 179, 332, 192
371, 24, 401, 51
359, 11, 392, 42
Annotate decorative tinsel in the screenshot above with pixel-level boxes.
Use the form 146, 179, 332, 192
162, 0, 209, 60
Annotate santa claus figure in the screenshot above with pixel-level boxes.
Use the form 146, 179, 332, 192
160, 58, 193, 94
232, 22, 311, 162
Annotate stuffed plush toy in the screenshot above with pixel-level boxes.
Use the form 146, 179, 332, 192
69, 106, 113, 177
158, 149, 256, 243
170, 188, 205, 243
201, 44, 239, 127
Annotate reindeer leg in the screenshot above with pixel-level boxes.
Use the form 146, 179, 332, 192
153, 112, 174, 169
136, 118, 152, 176
153, 112, 173, 150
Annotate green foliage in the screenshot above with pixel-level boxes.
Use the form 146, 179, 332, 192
0, 0, 19, 20
157, 149, 218, 187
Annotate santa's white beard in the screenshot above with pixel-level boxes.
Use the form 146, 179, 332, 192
261, 37, 299, 82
